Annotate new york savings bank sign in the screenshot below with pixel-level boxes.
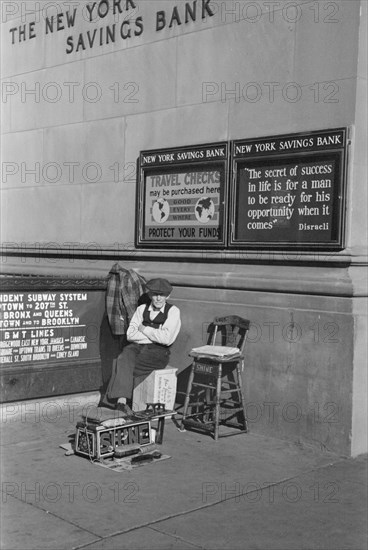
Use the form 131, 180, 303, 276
8, 0, 215, 54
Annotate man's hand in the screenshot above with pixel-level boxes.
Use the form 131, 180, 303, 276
138, 324, 146, 333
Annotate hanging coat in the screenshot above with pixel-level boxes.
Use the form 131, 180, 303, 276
105, 263, 146, 335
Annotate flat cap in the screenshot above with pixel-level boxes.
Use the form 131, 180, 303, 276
145, 278, 173, 295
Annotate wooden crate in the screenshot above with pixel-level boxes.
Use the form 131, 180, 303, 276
132, 367, 178, 411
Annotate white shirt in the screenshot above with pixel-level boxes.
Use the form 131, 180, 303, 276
127, 303, 181, 346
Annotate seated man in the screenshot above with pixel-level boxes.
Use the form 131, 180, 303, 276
102, 278, 181, 413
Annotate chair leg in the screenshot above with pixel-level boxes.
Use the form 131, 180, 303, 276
236, 362, 248, 432
203, 387, 212, 423
213, 364, 222, 441
181, 364, 195, 430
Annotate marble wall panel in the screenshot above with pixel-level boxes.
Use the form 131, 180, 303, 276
177, 12, 294, 106
124, 101, 230, 164
293, 1, 360, 85
83, 38, 177, 120
1, 129, 44, 189
2, 186, 82, 244
43, 118, 126, 186
228, 77, 357, 140
2, 63, 85, 133
1, 77, 13, 134
80, 181, 135, 245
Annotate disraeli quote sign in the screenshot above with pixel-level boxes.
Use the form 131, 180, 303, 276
231, 128, 347, 249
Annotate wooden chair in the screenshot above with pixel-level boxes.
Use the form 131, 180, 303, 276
180, 315, 250, 440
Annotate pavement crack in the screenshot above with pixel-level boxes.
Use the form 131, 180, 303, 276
2, 492, 104, 546
148, 525, 206, 549
72, 463, 343, 550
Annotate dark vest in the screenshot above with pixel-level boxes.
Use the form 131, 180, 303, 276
142, 303, 172, 329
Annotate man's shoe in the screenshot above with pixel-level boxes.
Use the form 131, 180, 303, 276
116, 402, 134, 418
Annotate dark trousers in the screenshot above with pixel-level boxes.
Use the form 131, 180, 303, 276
104, 342, 170, 401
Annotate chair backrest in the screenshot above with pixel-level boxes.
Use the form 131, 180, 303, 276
209, 315, 250, 355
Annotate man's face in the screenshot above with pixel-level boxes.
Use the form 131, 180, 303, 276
149, 292, 168, 310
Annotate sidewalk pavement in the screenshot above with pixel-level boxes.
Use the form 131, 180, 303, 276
0, 392, 367, 550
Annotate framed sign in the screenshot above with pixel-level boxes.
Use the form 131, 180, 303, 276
0, 275, 106, 402
136, 142, 229, 248
230, 128, 348, 249
0, 289, 102, 366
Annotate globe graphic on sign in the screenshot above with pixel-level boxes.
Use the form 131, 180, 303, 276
152, 198, 170, 223
195, 197, 215, 224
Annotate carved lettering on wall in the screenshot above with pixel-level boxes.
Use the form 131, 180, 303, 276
7, 0, 215, 54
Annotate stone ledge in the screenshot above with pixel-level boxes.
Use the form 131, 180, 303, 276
1, 260, 362, 297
